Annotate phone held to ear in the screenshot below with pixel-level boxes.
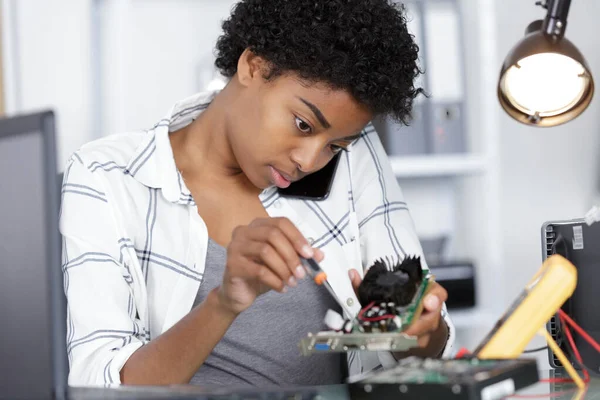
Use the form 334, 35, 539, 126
278, 154, 341, 201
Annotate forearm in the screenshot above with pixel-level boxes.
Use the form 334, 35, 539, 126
393, 319, 449, 360
120, 288, 237, 385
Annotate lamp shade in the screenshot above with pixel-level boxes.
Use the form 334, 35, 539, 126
498, 27, 594, 127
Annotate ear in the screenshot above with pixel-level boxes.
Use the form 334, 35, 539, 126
236, 48, 269, 88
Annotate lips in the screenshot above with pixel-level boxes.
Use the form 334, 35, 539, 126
277, 169, 295, 183
269, 166, 293, 189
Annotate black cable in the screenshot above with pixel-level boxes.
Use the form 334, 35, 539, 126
559, 319, 600, 379
563, 339, 600, 379
523, 346, 548, 353
551, 233, 569, 259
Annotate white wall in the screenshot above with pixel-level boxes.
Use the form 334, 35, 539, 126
2, 0, 237, 170
496, 0, 600, 300
98, 0, 238, 135
2, 0, 93, 170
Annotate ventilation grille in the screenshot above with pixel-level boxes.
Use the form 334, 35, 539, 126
545, 225, 563, 368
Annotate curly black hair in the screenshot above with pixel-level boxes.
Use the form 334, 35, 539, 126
215, 0, 424, 124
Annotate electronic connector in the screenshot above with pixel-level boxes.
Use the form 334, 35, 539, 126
299, 257, 431, 356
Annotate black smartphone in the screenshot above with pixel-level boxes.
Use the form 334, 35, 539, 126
278, 153, 341, 201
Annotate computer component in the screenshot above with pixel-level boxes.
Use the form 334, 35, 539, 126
0, 111, 67, 400
346, 255, 590, 398
299, 331, 418, 356
542, 219, 600, 372
348, 357, 539, 400
299, 257, 431, 355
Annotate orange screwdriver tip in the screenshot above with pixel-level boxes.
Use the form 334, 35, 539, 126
314, 272, 327, 285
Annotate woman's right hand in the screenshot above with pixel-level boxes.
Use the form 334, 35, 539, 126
217, 217, 324, 316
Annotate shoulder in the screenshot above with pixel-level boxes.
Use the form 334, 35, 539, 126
66, 131, 147, 173
347, 122, 392, 187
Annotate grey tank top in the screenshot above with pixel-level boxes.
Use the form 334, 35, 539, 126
190, 239, 343, 387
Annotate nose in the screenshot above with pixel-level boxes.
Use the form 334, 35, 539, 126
291, 140, 327, 174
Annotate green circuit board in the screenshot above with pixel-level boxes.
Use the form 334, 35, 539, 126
298, 275, 432, 355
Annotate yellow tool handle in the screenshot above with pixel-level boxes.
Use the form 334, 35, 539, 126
539, 328, 585, 390
477, 255, 577, 359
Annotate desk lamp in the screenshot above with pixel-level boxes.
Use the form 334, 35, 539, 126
498, 0, 594, 127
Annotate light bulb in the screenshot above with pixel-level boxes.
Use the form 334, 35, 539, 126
501, 53, 589, 117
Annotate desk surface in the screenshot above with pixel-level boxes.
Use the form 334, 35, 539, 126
66, 370, 600, 400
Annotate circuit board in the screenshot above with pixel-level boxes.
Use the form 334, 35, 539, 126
378, 273, 432, 331
298, 331, 418, 356
348, 357, 539, 400
298, 274, 432, 355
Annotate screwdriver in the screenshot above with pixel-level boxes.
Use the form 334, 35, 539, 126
300, 258, 348, 313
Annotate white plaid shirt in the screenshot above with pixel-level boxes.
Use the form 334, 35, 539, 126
60, 91, 455, 386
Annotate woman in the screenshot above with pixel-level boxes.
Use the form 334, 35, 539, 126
60, 0, 454, 387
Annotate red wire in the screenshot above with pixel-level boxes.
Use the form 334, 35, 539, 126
358, 302, 395, 322
357, 301, 375, 320
539, 378, 580, 384
523, 313, 592, 392
361, 314, 395, 322
359, 303, 599, 397
560, 315, 590, 383
559, 309, 600, 353
474, 309, 600, 399
495, 311, 600, 398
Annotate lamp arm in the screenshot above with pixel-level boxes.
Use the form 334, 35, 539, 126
540, 0, 572, 39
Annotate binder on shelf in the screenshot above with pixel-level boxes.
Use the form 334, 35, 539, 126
375, 0, 466, 156
430, 101, 466, 154
372, 104, 427, 155
424, 0, 466, 154
423, 0, 463, 104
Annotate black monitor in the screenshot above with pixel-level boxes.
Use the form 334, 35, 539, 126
0, 111, 67, 399
542, 219, 600, 373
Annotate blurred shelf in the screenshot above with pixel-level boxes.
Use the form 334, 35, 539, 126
448, 307, 496, 329
390, 154, 488, 178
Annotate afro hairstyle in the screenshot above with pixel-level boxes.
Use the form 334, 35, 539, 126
214, 0, 424, 124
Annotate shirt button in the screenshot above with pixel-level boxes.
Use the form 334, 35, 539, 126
307, 237, 315, 245
273, 200, 282, 209
347, 298, 354, 307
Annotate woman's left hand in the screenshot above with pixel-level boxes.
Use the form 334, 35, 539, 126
348, 269, 448, 355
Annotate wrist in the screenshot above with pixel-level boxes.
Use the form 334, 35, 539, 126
431, 319, 449, 357
207, 287, 240, 321
392, 319, 449, 361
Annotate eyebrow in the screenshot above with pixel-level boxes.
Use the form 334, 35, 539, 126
298, 97, 331, 129
339, 132, 363, 142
